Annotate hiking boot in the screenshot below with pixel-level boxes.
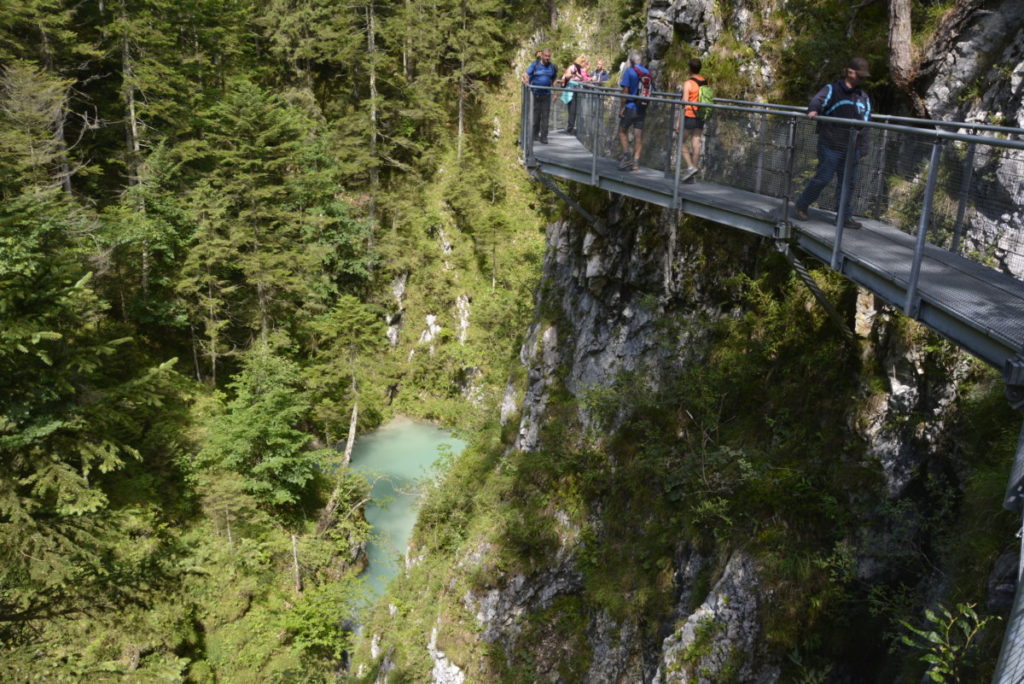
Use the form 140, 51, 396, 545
844, 217, 862, 230
794, 206, 809, 221
681, 167, 698, 182
618, 157, 634, 171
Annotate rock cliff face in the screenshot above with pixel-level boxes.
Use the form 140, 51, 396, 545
494, 207, 780, 681
473, 206, 987, 680
917, 0, 1024, 281
920, 0, 1024, 128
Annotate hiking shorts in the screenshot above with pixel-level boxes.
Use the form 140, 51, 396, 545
619, 107, 646, 131
683, 116, 705, 131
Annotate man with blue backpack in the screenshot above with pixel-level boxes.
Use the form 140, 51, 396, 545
617, 50, 652, 172
794, 57, 873, 229
524, 49, 557, 144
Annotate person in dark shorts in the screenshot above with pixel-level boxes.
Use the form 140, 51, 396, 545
617, 50, 650, 172
523, 49, 557, 144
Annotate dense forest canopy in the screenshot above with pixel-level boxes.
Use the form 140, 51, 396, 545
0, 0, 555, 677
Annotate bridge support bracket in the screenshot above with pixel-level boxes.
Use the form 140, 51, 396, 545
904, 296, 922, 319
531, 170, 603, 233
1005, 355, 1024, 411
773, 222, 791, 241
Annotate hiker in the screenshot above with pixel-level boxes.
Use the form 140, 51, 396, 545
591, 59, 610, 84
675, 58, 709, 182
560, 56, 591, 135
617, 49, 652, 172
524, 49, 558, 144
794, 57, 873, 229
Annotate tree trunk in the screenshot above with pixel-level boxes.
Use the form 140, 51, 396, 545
190, 323, 202, 382
291, 534, 302, 594
342, 401, 358, 469
457, 6, 467, 160
37, 24, 73, 193
207, 282, 218, 386
888, 0, 927, 117
120, 5, 141, 187
403, 0, 411, 80
366, 1, 379, 222
316, 401, 359, 537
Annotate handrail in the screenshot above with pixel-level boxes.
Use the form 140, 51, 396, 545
530, 85, 1024, 148
715, 97, 1024, 136
565, 83, 1024, 135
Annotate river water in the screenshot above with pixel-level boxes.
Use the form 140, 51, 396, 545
348, 416, 466, 598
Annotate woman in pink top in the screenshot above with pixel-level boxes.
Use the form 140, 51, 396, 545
561, 56, 590, 135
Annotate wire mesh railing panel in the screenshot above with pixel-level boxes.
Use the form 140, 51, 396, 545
958, 144, 1024, 278
866, 129, 943, 236
703, 109, 795, 199
529, 88, 1024, 283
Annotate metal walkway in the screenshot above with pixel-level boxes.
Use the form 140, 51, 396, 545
520, 84, 1024, 682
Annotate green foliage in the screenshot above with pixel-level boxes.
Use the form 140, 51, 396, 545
198, 343, 329, 511
177, 78, 374, 360
0, 62, 73, 194
900, 602, 999, 683
282, 578, 363, 663
0, 185, 187, 641
304, 295, 388, 442
775, 0, 887, 102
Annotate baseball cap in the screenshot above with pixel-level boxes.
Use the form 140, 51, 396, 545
848, 57, 871, 78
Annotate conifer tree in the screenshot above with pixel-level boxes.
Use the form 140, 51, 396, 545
198, 343, 330, 511
178, 78, 372, 372
0, 62, 73, 195
0, 188, 182, 649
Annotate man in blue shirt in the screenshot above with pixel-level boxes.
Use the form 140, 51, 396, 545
794, 57, 873, 229
524, 49, 557, 144
617, 50, 650, 171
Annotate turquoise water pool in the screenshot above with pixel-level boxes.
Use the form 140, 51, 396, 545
348, 416, 466, 598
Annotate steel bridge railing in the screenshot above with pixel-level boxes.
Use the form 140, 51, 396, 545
523, 83, 1024, 304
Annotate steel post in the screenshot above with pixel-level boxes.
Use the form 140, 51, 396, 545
591, 90, 603, 184
526, 87, 535, 163
520, 83, 528, 152
672, 101, 685, 208
904, 139, 944, 315
872, 128, 890, 219
950, 138, 977, 253
664, 99, 676, 173
781, 118, 797, 225
754, 113, 768, 194
830, 126, 860, 270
